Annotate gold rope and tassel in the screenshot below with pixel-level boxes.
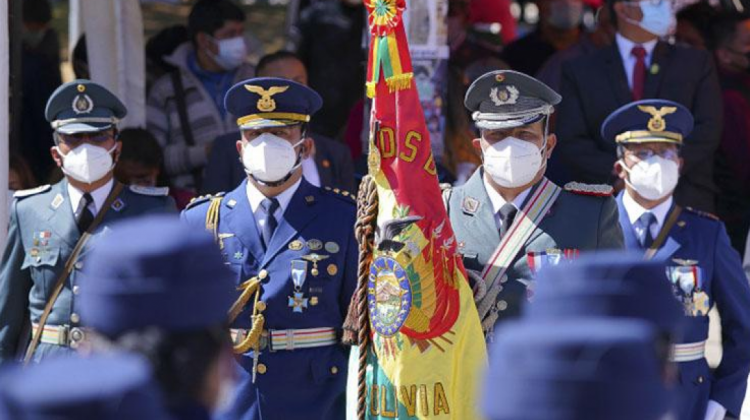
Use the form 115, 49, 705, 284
228, 277, 261, 324
230, 277, 266, 355
205, 197, 223, 242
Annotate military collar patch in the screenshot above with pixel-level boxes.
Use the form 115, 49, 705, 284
244, 85, 290, 112
111, 198, 126, 212
72, 94, 94, 114
461, 196, 480, 215
50, 193, 64, 210
490, 85, 519, 106
305, 195, 315, 204
226, 199, 237, 209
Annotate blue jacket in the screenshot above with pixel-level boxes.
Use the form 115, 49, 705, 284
0, 180, 176, 363
181, 178, 357, 420
617, 194, 750, 419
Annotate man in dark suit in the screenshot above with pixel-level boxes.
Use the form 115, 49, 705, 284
556, 0, 722, 212
202, 51, 356, 195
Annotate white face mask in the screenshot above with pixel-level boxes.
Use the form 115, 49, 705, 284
57, 143, 117, 184
483, 137, 546, 188
209, 36, 247, 71
624, 0, 673, 37
242, 133, 303, 184
620, 155, 679, 201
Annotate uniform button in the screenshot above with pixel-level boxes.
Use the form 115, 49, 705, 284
256, 301, 267, 312
497, 286, 504, 293
72, 285, 80, 295
257, 363, 267, 375
331, 366, 339, 375
258, 270, 268, 280
74, 262, 83, 270
496, 300, 508, 311
500, 276, 509, 284
70, 313, 80, 323
697, 376, 704, 384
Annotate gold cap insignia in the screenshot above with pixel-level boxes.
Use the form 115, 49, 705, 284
72, 94, 94, 115
244, 85, 290, 112
77, 84, 86, 92
490, 85, 519, 106
638, 105, 677, 132
495, 74, 505, 82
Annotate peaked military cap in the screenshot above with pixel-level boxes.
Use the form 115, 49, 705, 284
45, 79, 127, 134
80, 215, 235, 337
0, 354, 170, 420
225, 77, 323, 130
483, 320, 675, 420
527, 251, 684, 337
464, 70, 561, 130
601, 99, 693, 145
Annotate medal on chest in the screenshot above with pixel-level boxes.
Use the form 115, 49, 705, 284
289, 260, 310, 313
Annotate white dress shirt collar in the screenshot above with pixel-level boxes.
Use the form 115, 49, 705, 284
482, 174, 532, 215
67, 178, 114, 216
622, 189, 673, 235
246, 177, 302, 217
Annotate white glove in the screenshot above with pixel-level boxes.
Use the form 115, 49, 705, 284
704, 400, 727, 420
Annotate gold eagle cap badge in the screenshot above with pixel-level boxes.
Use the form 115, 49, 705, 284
244, 85, 290, 112
638, 105, 677, 132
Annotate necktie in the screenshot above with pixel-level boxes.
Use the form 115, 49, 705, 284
260, 197, 280, 249
498, 203, 518, 239
631, 45, 647, 101
638, 212, 657, 249
76, 193, 94, 233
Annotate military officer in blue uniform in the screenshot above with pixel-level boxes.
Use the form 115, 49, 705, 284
0, 80, 176, 364
604, 99, 750, 420
444, 70, 624, 336
181, 77, 357, 420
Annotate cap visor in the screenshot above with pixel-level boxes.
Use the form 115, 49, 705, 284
239, 119, 300, 130
56, 122, 113, 135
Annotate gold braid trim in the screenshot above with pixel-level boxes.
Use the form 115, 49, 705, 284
228, 277, 261, 324
205, 197, 223, 242
232, 277, 265, 354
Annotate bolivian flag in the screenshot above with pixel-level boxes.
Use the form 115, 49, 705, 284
352, 1, 487, 419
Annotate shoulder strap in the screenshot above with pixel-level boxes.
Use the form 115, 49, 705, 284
23, 182, 126, 364
169, 70, 204, 191
644, 205, 682, 261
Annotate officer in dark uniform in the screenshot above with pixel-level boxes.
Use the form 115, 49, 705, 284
181, 77, 357, 420
0, 353, 171, 419
0, 80, 176, 364
79, 215, 236, 420
605, 99, 750, 420
444, 70, 624, 337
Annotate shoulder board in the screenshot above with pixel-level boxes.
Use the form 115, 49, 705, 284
323, 186, 355, 204
685, 207, 719, 221
185, 193, 225, 210
13, 184, 51, 199
563, 182, 613, 197
129, 185, 170, 197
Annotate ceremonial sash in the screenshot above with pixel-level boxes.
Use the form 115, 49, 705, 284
481, 178, 562, 289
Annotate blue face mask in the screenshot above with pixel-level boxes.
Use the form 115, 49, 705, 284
627, 0, 673, 37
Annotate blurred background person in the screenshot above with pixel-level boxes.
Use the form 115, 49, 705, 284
674, 1, 718, 50
295, 0, 366, 139
115, 128, 195, 210
502, 0, 586, 76
708, 11, 750, 255
147, 0, 254, 194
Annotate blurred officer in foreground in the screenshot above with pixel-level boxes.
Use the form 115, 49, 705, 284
0, 353, 170, 420
0, 80, 176, 364
605, 99, 750, 420
182, 77, 357, 420
79, 215, 236, 420
444, 69, 624, 338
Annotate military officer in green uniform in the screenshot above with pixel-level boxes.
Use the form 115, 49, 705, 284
444, 70, 625, 337
0, 80, 176, 364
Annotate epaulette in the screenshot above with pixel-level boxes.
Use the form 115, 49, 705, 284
685, 207, 720, 221
323, 187, 355, 204
563, 182, 613, 197
186, 192, 225, 210
129, 185, 170, 196
13, 184, 51, 199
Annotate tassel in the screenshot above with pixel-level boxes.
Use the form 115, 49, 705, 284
385, 73, 413, 93
233, 314, 265, 354
366, 82, 377, 99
